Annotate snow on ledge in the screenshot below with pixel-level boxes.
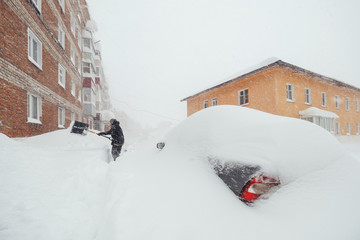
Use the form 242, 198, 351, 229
299, 107, 339, 118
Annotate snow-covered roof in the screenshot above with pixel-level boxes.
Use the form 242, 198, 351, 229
181, 59, 360, 101
299, 107, 339, 119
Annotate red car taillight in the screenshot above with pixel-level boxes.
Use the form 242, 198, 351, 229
240, 175, 280, 203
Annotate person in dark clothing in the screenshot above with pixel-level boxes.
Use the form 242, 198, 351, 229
98, 119, 124, 161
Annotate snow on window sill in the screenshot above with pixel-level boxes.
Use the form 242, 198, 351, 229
27, 118, 42, 125
305, 102, 311, 105
58, 125, 65, 129
286, 99, 295, 103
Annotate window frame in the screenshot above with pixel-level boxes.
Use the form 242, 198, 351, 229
27, 28, 42, 69
335, 95, 340, 109
304, 88, 311, 105
336, 122, 341, 135
58, 63, 66, 88
204, 100, 209, 108
31, 0, 41, 13
347, 123, 351, 135
321, 92, 327, 107
58, 0, 65, 13
346, 97, 350, 111
356, 100, 359, 112
238, 88, 249, 106
71, 80, 76, 96
211, 98, 217, 106
27, 92, 42, 124
70, 46, 75, 65
58, 107, 65, 128
286, 83, 294, 102
58, 24, 65, 49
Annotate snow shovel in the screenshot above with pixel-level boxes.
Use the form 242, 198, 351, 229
71, 121, 89, 135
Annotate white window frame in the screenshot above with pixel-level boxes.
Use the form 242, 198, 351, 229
335, 95, 340, 109
305, 88, 311, 105
58, 24, 65, 49
346, 97, 350, 111
77, 30, 82, 48
211, 98, 217, 106
357, 123, 359, 136
286, 84, 294, 102
58, 64, 66, 88
336, 122, 340, 135
347, 123, 351, 135
70, 11, 75, 36
70, 46, 75, 65
58, 0, 65, 13
71, 111, 75, 122
31, 0, 41, 12
71, 80, 76, 96
58, 107, 65, 128
356, 100, 359, 112
27, 28, 42, 69
238, 89, 249, 106
27, 92, 42, 124
204, 100, 209, 108
321, 92, 327, 107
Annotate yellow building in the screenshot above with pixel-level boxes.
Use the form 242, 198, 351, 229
181, 60, 360, 136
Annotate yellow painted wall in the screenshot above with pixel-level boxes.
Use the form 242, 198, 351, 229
185, 67, 360, 135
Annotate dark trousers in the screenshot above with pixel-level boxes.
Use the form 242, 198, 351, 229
111, 144, 123, 161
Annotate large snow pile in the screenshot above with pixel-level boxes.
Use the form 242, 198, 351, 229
1, 106, 360, 240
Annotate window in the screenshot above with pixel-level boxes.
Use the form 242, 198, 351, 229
346, 98, 350, 111
71, 80, 75, 96
58, 0, 65, 13
212, 98, 217, 106
83, 62, 91, 73
356, 100, 359, 112
58, 107, 65, 128
27, 93, 42, 124
78, 89, 82, 102
204, 100, 209, 108
78, 59, 81, 73
70, 12, 75, 35
28, 28, 42, 69
347, 123, 351, 135
335, 95, 340, 109
84, 38, 91, 48
321, 92, 327, 107
31, 0, 41, 12
336, 122, 340, 135
71, 111, 75, 122
58, 64, 66, 88
58, 24, 65, 49
357, 123, 359, 135
70, 46, 75, 65
239, 89, 249, 105
78, 30, 82, 48
286, 84, 294, 101
305, 88, 311, 105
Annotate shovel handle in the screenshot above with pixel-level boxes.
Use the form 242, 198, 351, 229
89, 130, 112, 141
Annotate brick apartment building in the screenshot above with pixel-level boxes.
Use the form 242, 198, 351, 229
182, 60, 360, 136
0, 0, 111, 138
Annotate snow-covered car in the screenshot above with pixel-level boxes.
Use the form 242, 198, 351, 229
157, 105, 347, 204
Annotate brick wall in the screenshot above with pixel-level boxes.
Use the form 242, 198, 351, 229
0, 0, 89, 137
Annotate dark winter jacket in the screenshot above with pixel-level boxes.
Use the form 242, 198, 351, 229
100, 120, 124, 145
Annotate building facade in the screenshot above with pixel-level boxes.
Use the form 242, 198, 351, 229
182, 60, 360, 136
0, 0, 111, 138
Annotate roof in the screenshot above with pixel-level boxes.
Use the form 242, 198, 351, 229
181, 60, 360, 101
299, 107, 339, 119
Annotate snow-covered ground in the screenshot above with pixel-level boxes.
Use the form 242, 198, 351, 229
1, 106, 360, 240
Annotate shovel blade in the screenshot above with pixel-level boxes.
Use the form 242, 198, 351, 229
71, 121, 89, 135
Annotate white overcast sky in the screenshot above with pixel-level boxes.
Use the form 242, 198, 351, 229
86, 0, 360, 127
